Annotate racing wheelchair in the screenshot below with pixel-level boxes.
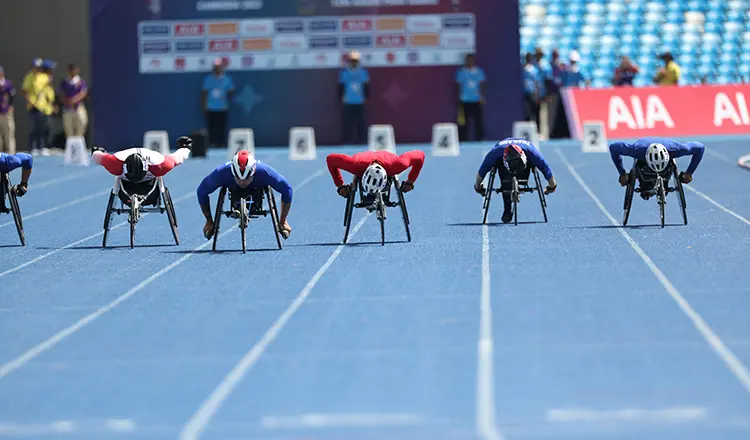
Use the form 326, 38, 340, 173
622, 159, 688, 228
102, 176, 179, 249
0, 172, 25, 246
342, 175, 411, 246
211, 186, 283, 253
482, 166, 548, 225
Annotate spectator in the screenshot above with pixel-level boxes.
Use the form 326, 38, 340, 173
534, 47, 553, 139
612, 56, 639, 86
560, 51, 587, 87
455, 53, 486, 141
339, 50, 369, 145
0, 66, 16, 153
522, 53, 540, 124
547, 49, 566, 139
654, 52, 681, 86
23, 59, 56, 155
59, 64, 89, 138
202, 59, 235, 148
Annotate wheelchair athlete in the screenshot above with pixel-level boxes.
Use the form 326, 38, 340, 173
474, 138, 557, 223
326, 150, 425, 208
92, 136, 193, 206
0, 152, 33, 211
610, 137, 705, 199
197, 150, 293, 240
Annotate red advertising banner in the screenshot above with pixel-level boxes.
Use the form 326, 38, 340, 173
562, 84, 750, 139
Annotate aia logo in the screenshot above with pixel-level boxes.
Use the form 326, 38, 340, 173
149, 58, 161, 68
386, 53, 396, 63
175, 58, 186, 69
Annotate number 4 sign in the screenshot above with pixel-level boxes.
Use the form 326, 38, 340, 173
582, 120, 608, 153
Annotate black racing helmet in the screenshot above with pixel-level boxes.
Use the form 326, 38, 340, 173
124, 151, 148, 181
503, 144, 528, 175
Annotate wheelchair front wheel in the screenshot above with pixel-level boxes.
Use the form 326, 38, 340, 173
129, 201, 137, 249
657, 176, 666, 228
512, 177, 519, 226
239, 197, 248, 254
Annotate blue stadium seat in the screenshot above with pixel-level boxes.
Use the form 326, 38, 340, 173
666, 11, 684, 23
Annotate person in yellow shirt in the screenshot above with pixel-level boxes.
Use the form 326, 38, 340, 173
24, 59, 56, 154
654, 52, 681, 86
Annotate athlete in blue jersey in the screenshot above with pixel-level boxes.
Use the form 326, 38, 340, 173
474, 138, 557, 223
197, 150, 293, 240
610, 137, 704, 199
1, 152, 33, 211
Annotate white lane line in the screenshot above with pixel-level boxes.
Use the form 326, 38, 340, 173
684, 185, 750, 226
261, 412, 424, 429
0, 171, 323, 378
0, 192, 194, 279
556, 148, 750, 395
705, 148, 731, 163
180, 214, 371, 440
547, 406, 708, 423
0, 419, 137, 436
0, 189, 111, 229
476, 222, 505, 440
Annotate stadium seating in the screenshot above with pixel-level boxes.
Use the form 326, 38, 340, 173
519, 0, 750, 87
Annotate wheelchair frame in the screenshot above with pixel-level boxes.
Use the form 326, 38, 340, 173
622, 159, 687, 228
102, 176, 179, 249
211, 186, 283, 253
343, 175, 411, 246
1, 172, 25, 246
482, 166, 547, 226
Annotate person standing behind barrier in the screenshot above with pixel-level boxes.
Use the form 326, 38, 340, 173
612, 56, 639, 86
522, 53, 540, 124
456, 53, 486, 142
23, 59, 56, 155
202, 59, 235, 148
59, 64, 89, 138
0, 66, 16, 154
339, 50, 369, 145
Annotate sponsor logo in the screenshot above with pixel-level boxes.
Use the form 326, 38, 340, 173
148, 58, 161, 68
343, 35, 372, 48
386, 52, 396, 63
291, 54, 299, 66
174, 23, 204, 36
309, 36, 339, 48
275, 20, 304, 33
199, 58, 207, 67
406, 15, 440, 32
221, 56, 231, 67
441, 31, 474, 48
443, 14, 473, 29
408, 52, 419, 63
141, 23, 170, 36
175, 57, 186, 70
240, 19, 273, 36
242, 38, 272, 51
409, 34, 439, 47
314, 53, 328, 64
275, 37, 306, 50
242, 55, 254, 67
376, 34, 406, 48
341, 19, 372, 32
267, 57, 276, 67
141, 40, 171, 53
309, 19, 338, 32
208, 22, 238, 35
375, 17, 405, 31
208, 39, 239, 52
175, 40, 205, 53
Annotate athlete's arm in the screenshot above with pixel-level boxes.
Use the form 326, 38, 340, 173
197, 169, 223, 221
3, 154, 33, 195
683, 141, 705, 176
527, 149, 557, 194
92, 151, 125, 176
399, 150, 426, 183
608, 142, 633, 175
263, 166, 293, 223
149, 148, 191, 176
326, 153, 358, 187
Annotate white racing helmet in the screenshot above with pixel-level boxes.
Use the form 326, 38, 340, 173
362, 163, 388, 195
646, 143, 670, 172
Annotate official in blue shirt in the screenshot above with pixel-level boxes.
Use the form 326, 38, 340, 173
197, 150, 293, 240
339, 51, 370, 144
474, 138, 557, 223
522, 53, 540, 123
455, 53, 486, 141
560, 51, 586, 87
0, 152, 33, 211
202, 59, 235, 148
610, 137, 704, 197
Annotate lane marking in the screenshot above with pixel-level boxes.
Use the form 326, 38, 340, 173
556, 148, 750, 395
547, 406, 708, 423
0, 419, 136, 436
180, 214, 371, 440
0, 170, 324, 378
476, 221, 505, 440
0, 189, 111, 229
261, 412, 423, 429
705, 148, 731, 163
684, 186, 750, 226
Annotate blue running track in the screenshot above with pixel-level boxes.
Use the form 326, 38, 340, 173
0, 139, 749, 440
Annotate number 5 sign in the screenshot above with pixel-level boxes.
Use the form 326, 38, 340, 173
581, 120, 608, 153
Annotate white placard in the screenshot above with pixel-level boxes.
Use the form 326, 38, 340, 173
289, 127, 317, 160
582, 120, 608, 153
431, 123, 460, 156
63, 136, 90, 166
368, 124, 396, 153
143, 130, 170, 155
512, 121, 539, 150
227, 128, 255, 159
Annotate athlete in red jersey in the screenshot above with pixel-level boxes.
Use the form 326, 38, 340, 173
326, 150, 425, 198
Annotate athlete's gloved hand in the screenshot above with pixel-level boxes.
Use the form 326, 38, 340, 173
13, 182, 27, 197
544, 184, 557, 195
92, 145, 106, 154
279, 220, 292, 239
401, 180, 415, 193
203, 219, 214, 240
619, 173, 630, 186
337, 185, 351, 198
474, 183, 486, 196
680, 172, 692, 184
176, 136, 193, 150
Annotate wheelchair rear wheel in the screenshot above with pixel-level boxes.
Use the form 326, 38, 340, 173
102, 192, 116, 248
395, 178, 411, 242
267, 188, 283, 250
673, 166, 688, 225
533, 168, 548, 223
164, 188, 180, 245
343, 181, 357, 244
6, 178, 25, 246
212, 187, 226, 252
622, 168, 637, 226
482, 169, 496, 225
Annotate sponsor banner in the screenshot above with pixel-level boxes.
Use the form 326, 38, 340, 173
140, 22, 171, 37
441, 31, 475, 48
309, 19, 338, 32
139, 56, 175, 73
274, 35, 308, 51
174, 23, 204, 37
443, 14, 474, 29
174, 40, 206, 53
242, 38, 272, 51
376, 34, 407, 48
341, 18, 373, 32
409, 34, 439, 47
342, 34, 372, 48
375, 17, 406, 31
562, 84, 750, 139
208, 22, 238, 35
275, 19, 305, 33
240, 19, 274, 36
366, 51, 409, 67
208, 39, 239, 52
332, 0, 438, 5
309, 36, 340, 49
406, 15, 441, 33
141, 40, 171, 54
